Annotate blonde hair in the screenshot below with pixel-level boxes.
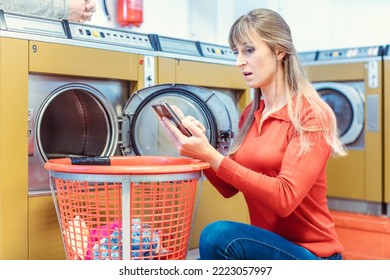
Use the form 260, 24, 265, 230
228, 8, 346, 157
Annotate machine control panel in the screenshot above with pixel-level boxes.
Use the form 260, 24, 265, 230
198, 42, 235, 61
68, 22, 154, 50
317, 45, 383, 60
153, 35, 201, 56
1, 10, 236, 63
0, 10, 67, 38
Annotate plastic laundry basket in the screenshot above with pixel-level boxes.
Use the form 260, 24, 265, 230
44, 156, 209, 260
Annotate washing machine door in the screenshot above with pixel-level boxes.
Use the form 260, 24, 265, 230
314, 82, 364, 147
121, 84, 234, 157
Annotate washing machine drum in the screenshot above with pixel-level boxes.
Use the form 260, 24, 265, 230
314, 82, 364, 146
121, 83, 234, 157
36, 84, 119, 161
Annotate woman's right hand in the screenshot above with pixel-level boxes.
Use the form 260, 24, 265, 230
170, 105, 206, 133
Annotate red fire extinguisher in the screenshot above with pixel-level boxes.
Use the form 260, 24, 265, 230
117, 0, 143, 27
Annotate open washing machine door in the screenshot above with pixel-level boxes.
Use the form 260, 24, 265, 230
120, 84, 234, 157
314, 82, 364, 148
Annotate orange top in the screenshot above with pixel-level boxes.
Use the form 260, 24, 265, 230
204, 98, 343, 257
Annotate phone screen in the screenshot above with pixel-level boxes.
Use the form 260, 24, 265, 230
151, 101, 192, 137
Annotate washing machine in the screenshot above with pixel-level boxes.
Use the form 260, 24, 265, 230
148, 35, 251, 248
0, 10, 157, 259
301, 45, 384, 215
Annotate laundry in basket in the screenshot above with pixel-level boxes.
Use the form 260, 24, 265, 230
62, 216, 164, 260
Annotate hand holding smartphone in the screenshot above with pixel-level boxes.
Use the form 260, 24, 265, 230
151, 101, 192, 137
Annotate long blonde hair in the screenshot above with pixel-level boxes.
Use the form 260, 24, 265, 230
228, 8, 346, 157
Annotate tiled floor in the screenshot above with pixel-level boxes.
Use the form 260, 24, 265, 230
186, 248, 200, 260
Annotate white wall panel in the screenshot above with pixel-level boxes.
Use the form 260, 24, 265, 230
89, 0, 390, 51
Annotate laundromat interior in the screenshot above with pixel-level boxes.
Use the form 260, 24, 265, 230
1, 0, 390, 260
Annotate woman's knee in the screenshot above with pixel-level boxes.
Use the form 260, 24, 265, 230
199, 221, 235, 259
200, 220, 233, 242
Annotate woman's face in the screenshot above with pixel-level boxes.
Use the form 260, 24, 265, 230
233, 34, 278, 89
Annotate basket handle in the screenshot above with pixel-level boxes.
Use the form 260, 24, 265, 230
70, 156, 111, 166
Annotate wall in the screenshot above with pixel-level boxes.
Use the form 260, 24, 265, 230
90, 0, 191, 38
89, 0, 390, 51
278, 0, 390, 51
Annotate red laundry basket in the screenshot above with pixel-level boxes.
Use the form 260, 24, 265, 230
44, 156, 209, 260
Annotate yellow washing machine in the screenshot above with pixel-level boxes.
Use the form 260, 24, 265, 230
301, 46, 384, 215
143, 35, 251, 248
0, 11, 156, 259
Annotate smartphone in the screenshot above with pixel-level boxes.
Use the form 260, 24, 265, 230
151, 101, 192, 137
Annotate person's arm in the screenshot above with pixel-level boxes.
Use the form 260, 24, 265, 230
160, 103, 252, 199
0, 0, 96, 22
217, 130, 330, 217
0, 0, 68, 19
203, 167, 240, 198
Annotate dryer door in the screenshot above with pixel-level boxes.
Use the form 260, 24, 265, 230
314, 82, 364, 148
121, 84, 234, 156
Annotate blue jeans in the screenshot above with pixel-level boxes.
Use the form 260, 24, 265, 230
199, 220, 342, 260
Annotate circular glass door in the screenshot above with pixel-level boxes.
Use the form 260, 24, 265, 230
320, 89, 353, 136
122, 84, 233, 157
314, 82, 364, 146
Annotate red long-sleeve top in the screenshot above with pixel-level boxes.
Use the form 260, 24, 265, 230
204, 98, 343, 257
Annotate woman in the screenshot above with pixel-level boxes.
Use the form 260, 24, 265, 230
161, 8, 346, 260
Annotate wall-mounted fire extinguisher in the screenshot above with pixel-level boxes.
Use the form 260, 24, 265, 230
117, 0, 143, 27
